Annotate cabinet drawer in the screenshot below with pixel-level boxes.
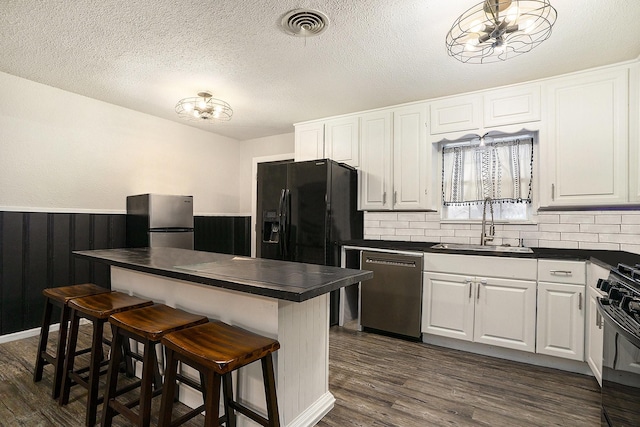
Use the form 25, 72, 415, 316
538, 259, 586, 285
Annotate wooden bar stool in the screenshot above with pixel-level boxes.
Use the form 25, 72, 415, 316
59, 291, 154, 427
101, 304, 208, 427
33, 283, 111, 400
158, 321, 281, 427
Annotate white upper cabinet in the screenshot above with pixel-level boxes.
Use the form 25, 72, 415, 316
541, 67, 629, 206
295, 117, 360, 167
484, 85, 541, 127
294, 122, 324, 162
393, 104, 430, 210
324, 116, 360, 167
629, 62, 640, 202
359, 110, 393, 210
359, 104, 432, 211
429, 95, 482, 135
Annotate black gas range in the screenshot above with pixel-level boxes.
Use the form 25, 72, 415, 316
597, 263, 640, 427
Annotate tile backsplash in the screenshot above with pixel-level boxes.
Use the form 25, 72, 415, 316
363, 210, 640, 255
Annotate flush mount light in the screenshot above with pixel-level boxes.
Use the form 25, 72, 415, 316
446, 0, 557, 64
175, 91, 233, 122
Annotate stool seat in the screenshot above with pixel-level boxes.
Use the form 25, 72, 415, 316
60, 292, 154, 427
34, 283, 111, 400
42, 283, 110, 305
159, 321, 281, 427
162, 321, 280, 374
68, 292, 153, 319
108, 304, 209, 341
101, 304, 209, 427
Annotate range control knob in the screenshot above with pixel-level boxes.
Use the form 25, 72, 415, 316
599, 280, 612, 293
629, 300, 640, 314
608, 287, 629, 302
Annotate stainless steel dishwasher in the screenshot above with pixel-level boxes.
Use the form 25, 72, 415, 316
360, 251, 423, 339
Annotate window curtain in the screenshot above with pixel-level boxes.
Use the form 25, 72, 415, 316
442, 137, 533, 206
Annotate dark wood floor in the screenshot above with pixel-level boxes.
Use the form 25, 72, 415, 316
319, 327, 601, 427
0, 324, 601, 426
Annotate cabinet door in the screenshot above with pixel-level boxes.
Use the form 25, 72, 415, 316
586, 286, 604, 385
542, 68, 628, 206
359, 110, 393, 210
393, 104, 430, 210
429, 95, 481, 135
294, 122, 324, 162
484, 84, 541, 128
474, 277, 536, 352
536, 282, 585, 361
324, 116, 360, 167
422, 272, 474, 341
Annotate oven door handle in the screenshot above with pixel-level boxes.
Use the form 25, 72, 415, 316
597, 298, 640, 348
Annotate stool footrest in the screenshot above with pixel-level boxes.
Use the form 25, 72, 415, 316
230, 401, 271, 427
167, 404, 207, 427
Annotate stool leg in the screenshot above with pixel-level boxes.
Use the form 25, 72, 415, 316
158, 348, 179, 427
222, 373, 235, 427
203, 371, 222, 427
52, 304, 72, 399
86, 319, 105, 427
262, 354, 280, 427
101, 325, 124, 427
139, 339, 157, 427
59, 309, 81, 406
33, 298, 53, 384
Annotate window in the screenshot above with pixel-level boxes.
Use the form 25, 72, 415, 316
441, 133, 535, 221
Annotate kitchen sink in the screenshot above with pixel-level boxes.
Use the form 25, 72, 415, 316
430, 243, 534, 254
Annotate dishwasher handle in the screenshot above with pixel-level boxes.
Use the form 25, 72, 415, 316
363, 257, 417, 268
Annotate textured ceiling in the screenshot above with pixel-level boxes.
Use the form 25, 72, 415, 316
1, 0, 639, 141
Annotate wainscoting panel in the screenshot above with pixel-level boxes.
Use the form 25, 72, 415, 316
0, 212, 125, 335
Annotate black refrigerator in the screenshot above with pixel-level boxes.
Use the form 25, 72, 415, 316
256, 159, 363, 323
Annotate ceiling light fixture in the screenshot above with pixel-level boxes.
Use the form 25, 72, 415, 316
175, 91, 233, 122
446, 0, 557, 64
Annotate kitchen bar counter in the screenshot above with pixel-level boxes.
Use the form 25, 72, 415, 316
75, 247, 372, 427
74, 247, 371, 302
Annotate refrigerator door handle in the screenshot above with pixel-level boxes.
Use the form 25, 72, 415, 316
278, 189, 286, 258
283, 189, 291, 259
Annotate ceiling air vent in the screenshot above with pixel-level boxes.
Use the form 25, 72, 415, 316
280, 9, 329, 37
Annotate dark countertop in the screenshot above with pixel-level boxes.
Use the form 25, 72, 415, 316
342, 239, 640, 270
74, 247, 373, 303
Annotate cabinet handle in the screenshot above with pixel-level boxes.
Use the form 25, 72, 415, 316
383, 192, 386, 205
468, 282, 472, 299
477, 285, 480, 300
394, 191, 398, 205
549, 270, 572, 275
597, 312, 602, 329
578, 292, 582, 310
551, 183, 555, 201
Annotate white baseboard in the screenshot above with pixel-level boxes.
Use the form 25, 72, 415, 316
0, 319, 92, 345
286, 391, 335, 427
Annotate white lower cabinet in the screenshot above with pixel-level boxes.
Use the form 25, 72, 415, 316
536, 259, 587, 361
536, 282, 585, 360
423, 257, 537, 353
587, 285, 605, 384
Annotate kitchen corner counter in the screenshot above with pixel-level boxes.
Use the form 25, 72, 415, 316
341, 239, 640, 268
74, 247, 372, 302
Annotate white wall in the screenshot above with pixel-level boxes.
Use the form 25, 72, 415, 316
237, 133, 295, 214
0, 71, 242, 215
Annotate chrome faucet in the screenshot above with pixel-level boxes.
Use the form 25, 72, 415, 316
481, 197, 495, 246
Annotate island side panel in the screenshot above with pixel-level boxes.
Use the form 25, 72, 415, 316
278, 294, 334, 427
110, 266, 333, 427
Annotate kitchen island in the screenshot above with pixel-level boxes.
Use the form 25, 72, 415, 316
74, 247, 372, 427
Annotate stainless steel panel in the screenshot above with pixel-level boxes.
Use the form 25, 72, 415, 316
360, 251, 423, 338
149, 231, 194, 249
127, 194, 193, 229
